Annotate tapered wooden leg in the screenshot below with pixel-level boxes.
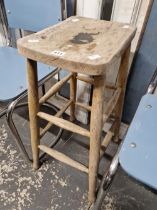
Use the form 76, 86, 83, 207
88, 75, 105, 204
112, 45, 131, 142
27, 59, 40, 170
70, 73, 77, 121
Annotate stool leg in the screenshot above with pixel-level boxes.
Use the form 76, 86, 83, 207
112, 45, 131, 142
70, 73, 77, 121
27, 59, 40, 170
89, 75, 105, 204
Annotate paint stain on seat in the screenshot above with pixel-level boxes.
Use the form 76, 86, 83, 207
70, 33, 94, 44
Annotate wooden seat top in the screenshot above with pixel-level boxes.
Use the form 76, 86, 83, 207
17, 16, 136, 75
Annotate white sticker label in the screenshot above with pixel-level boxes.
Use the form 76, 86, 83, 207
50, 50, 65, 57
72, 19, 80, 22
88, 54, 101, 60
28, 39, 39, 43
122, 25, 129, 29
67, 45, 73, 48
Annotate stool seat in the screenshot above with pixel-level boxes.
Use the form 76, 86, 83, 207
17, 16, 136, 76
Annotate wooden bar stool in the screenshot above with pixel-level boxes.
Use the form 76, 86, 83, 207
17, 16, 136, 205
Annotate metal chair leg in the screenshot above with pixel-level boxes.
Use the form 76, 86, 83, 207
91, 147, 120, 210
6, 94, 63, 164
39, 101, 64, 160
6, 95, 32, 164
2, 68, 62, 164
0, 107, 7, 118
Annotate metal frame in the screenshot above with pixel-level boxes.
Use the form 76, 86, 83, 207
0, 68, 63, 164
90, 145, 120, 210
91, 68, 157, 210
0, 0, 67, 164
147, 67, 157, 94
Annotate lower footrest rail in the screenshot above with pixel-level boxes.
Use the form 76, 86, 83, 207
39, 145, 89, 173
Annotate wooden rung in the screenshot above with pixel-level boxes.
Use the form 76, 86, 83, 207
76, 75, 116, 89
103, 87, 121, 124
106, 83, 117, 90
76, 75, 94, 84
39, 145, 89, 173
40, 100, 73, 138
76, 102, 91, 111
100, 131, 114, 158
39, 73, 73, 104
38, 112, 90, 137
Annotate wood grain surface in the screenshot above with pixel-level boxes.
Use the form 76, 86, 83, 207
17, 16, 136, 75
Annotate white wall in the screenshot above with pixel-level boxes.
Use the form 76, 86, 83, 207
111, 0, 153, 62
76, 0, 103, 124
77, 0, 103, 18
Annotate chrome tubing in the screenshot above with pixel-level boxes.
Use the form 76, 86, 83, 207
6, 67, 63, 164
6, 94, 32, 164
0, 107, 7, 118
91, 144, 123, 210
6, 97, 63, 165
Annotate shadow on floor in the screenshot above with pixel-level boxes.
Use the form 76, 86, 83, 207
0, 107, 157, 210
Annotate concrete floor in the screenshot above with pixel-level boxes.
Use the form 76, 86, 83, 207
101, 167, 157, 210
0, 106, 157, 210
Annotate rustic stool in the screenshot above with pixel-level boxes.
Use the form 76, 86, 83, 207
17, 16, 135, 205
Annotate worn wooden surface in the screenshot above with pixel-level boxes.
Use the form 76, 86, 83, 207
26, 59, 40, 170
88, 75, 106, 204
70, 73, 77, 121
18, 16, 135, 75
18, 15, 135, 206
37, 112, 90, 138
103, 87, 121, 124
112, 46, 131, 142
51, 93, 129, 139
40, 99, 73, 138
76, 102, 91, 111
100, 131, 114, 158
39, 145, 89, 173
39, 72, 72, 104
76, 75, 94, 85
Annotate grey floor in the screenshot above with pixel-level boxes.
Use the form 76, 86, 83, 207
0, 106, 157, 210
